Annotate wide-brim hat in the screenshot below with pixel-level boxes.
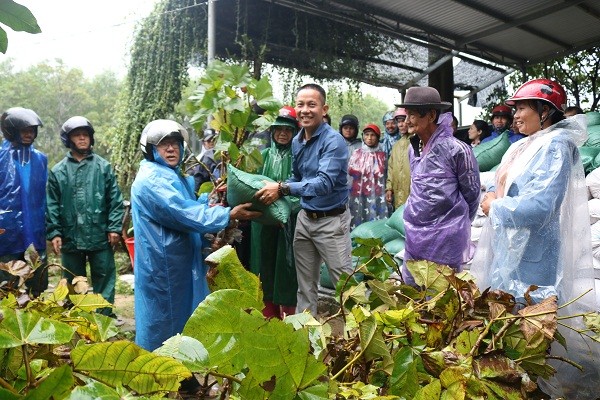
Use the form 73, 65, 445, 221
395, 87, 452, 110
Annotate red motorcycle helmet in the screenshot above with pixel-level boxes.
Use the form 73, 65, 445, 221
270, 106, 298, 132
506, 78, 567, 113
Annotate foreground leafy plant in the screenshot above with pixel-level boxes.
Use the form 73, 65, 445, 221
2, 239, 599, 399
164, 242, 600, 399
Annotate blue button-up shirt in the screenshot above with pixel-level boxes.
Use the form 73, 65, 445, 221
287, 122, 349, 211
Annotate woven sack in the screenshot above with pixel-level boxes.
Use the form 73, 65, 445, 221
473, 131, 510, 172
587, 111, 600, 127
385, 204, 405, 238
351, 218, 402, 243
226, 164, 290, 225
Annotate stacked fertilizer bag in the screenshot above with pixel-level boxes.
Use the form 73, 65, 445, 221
472, 130, 511, 172
320, 205, 406, 289
583, 112, 600, 174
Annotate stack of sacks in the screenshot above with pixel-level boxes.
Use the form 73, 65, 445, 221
350, 216, 404, 254
584, 112, 600, 173
585, 166, 600, 267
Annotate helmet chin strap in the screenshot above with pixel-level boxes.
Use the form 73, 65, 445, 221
70, 142, 91, 155
536, 103, 555, 130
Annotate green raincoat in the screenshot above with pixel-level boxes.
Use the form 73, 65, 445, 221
46, 152, 124, 250
250, 141, 300, 306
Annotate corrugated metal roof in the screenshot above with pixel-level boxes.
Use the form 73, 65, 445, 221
270, 0, 600, 68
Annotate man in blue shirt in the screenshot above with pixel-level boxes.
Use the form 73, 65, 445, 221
256, 83, 352, 316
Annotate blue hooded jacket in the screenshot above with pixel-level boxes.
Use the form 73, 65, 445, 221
131, 159, 230, 351
0, 140, 47, 255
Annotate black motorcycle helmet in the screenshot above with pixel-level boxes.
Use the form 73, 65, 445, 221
60, 116, 95, 148
1, 107, 43, 143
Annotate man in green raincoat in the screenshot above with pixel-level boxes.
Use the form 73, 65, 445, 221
46, 116, 124, 316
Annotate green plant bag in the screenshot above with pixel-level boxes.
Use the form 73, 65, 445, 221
587, 111, 600, 127
585, 125, 600, 147
226, 164, 290, 225
473, 131, 511, 172
350, 218, 402, 243
385, 204, 405, 237
384, 237, 405, 255
580, 146, 600, 174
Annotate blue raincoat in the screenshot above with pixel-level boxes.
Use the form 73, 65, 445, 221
131, 159, 230, 351
0, 141, 47, 255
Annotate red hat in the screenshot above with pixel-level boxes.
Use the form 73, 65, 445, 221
362, 123, 381, 137
491, 104, 512, 117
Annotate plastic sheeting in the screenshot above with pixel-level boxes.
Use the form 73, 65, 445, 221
472, 115, 600, 398
131, 159, 230, 351
403, 112, 481, 267
347, 144, 389, 229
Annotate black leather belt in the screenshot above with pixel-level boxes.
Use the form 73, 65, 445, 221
303, 206, 346, 219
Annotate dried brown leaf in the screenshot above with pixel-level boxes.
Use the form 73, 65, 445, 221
72, 276, 90, 294
518, 296, 557, 341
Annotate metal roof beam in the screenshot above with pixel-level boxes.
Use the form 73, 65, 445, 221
453, 0, 580, 49
267, 0, 527, 66
399, 51, 458, 91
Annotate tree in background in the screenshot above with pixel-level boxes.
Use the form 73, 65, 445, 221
0, 60, 122, 167
326, 86, 390, 132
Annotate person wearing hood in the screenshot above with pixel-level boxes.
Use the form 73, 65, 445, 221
398, 87, 480, 284
46, 117, 124, 316
339, 114, 361, 156
385, 107, 412, 209
250, 106, 300, 319
0, 107, 48, 297
130, 119, 259, 351
347, 124, 389, 229
381, 110, 401, 158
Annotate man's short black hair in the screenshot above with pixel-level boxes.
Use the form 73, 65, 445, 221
297, 83, 327, 104
565, 105, 584, 115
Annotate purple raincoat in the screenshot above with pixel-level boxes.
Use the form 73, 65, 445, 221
403, 112, 480, 267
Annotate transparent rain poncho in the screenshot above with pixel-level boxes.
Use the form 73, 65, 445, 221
472, 114, 600, 398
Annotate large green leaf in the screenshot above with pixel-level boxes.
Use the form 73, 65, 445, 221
0, 1, 41, 33
204, 245, 262, 302
414, 378, 441, 400
0, 387, 21, 400
406, 260, 452, 294
69, 294, 112, 313
24, 364, 73, 400
0, 27, 6, 54
0, 308, 75, 348
154, 334, 210, 373
71, 341, 191, 395
70, 311, 119, 343
183, 289, 263, 374
389, 346, 420, 397
184, 289, 326, 396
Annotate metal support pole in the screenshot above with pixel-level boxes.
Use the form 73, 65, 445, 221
207, 0, 216, 63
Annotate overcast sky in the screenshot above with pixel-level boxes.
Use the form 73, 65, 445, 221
1, 0, 158, 77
